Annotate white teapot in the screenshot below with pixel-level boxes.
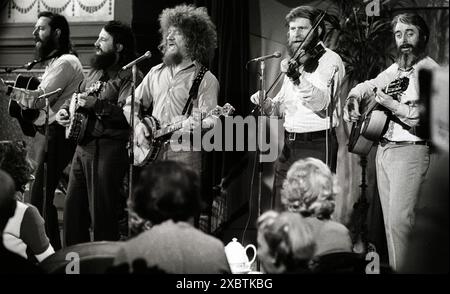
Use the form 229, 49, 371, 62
224, 238, 257, 274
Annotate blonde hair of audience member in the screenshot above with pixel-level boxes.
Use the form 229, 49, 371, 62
281, 157, 338, 219
257, 211, 315, 273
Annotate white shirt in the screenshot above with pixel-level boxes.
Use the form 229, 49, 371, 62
271, 46, 345, 133
348, 56, 439, 141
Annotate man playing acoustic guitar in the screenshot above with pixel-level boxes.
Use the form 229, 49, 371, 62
343, 13, 439, 271
0, 12, 84, 250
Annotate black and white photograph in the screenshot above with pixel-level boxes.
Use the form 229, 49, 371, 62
0, 0, 448, 278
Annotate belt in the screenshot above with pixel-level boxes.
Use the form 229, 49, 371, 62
379, 138, 430, 146
285, 130, 330, 142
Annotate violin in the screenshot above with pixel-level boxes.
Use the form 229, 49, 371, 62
286, 42, 326, 85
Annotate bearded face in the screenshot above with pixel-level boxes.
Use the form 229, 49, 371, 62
287, 17, 320, 57
394, 22, 426, 70
162, 26, 188, 66
33, 16, 57, 60
90, 28, 118, 70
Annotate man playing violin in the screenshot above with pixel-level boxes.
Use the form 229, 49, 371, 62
0, 12, 84, 250
250, 6, 345, 210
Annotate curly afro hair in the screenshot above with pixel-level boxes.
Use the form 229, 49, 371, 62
158, 4, 217, 65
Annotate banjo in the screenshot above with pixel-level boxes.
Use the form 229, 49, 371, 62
65, 81, 104, 143
134, 103, 235, 166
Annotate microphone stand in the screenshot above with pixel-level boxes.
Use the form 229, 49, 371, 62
127, 64, 137, 237
42, 96, 50, 224
255, 59, 266, 271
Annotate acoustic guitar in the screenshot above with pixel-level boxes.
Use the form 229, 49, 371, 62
1, 75, 41, 137
348, 77, 410, 155
134, 103, 235, 166
65, 81, 105, 144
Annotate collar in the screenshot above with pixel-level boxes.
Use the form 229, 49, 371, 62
155, 60, 200, 72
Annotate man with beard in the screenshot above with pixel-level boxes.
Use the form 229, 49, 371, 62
344, 13, 439, 271
249, 6, 345, 210
0, 12, 83, 250
56, 21, 142, 246
124, 5, 218, 187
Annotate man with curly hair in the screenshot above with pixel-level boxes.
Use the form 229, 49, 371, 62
125, 4, 219, 176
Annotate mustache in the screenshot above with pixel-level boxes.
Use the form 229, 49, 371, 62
399, 44, 414, 49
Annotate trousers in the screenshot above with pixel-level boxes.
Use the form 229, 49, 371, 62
30, 124, 76, 250
272, 129, 337, 210
64, 138, 128, 246
375, 143, 430, 270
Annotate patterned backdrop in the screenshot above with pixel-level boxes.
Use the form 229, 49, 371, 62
1, 0, 114, 23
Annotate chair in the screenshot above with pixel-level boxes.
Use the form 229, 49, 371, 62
40, 241, 123, 274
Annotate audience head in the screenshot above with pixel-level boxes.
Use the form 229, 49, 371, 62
281, 157, 338, 219
257, 210, 315, 273
0, 140, 33, 194
0, 169, 17, 232
131, 160, 201, 225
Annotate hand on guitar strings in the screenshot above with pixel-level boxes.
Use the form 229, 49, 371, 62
76, 92, 97, 109
374, 88, 399, 113
11, 88, 40, 109
343, 96, 360, 122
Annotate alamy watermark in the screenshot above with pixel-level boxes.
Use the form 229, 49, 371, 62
168, 115, 282, 163
65, 252, 80, 274
364, 0, 391, 17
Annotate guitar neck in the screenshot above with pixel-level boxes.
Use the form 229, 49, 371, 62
154, 120, 185, 139
362, 81, 404, 115
154, 111, 215, 139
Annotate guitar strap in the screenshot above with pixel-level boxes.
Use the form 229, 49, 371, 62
181, 65, 209, 116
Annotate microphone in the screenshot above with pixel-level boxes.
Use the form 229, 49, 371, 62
38, 88, 62, 99
25, 60, 39, 71
121, 51, 152, 71
248, 51, 281, 63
